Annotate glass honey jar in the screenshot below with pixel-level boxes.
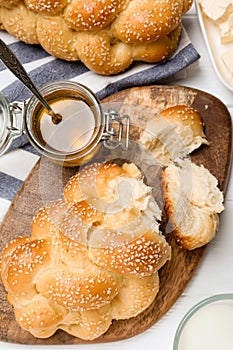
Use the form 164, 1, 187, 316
0, 80, 130, 166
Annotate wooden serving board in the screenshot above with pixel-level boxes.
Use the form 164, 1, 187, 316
0, 85, 232, 345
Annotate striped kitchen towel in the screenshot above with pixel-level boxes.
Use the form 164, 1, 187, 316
0, 28, 200, 222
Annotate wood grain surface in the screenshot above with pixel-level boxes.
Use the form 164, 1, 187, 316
0, 85, 232, 345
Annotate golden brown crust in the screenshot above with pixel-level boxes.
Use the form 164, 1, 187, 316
0, 3, 39, 44
1, 230, 160, 339
2, 238, 53, 304
76, 29, 133, 76
172, 210, 219, 250
0, 0, 193, 75
64, 162, 100, 203
64, 162, 126, 203
25, 0, 67, 15
1, 161, 165, 340
0, 0, 20, 8
182, 0, 193, 13
31, 205, 59, 239
60, 161, 170, 276
0, 236, 31, 287
1, 224, 160, 339
75, 25, 182, 75
89, 230, 171, 277
14, 295, 112, 340
14, 294, 67, 338
112, 0, 183, 44
159, 105, 208, 139
0, 231, 122, 312
164, 181, 219, 250
32, 198, 103, 244
162, 160, 224, 250
60, 305, 112, 340
36, 15, 79, 61
132, 25, 182, 62
64, 0, 124, 32
139, 104, 209, 166
36, 269, 120, 310
111, 273, 159, 319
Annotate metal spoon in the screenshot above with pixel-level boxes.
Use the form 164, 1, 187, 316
0, 38, 62, 124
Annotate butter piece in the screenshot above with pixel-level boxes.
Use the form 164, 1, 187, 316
218, 13, 233, 42
199, 0, 233, 23
229, 11, 233, 25
221, 48, 233, 74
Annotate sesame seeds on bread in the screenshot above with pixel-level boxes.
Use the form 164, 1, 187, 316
0, 104, 225, 340
0, 0, 193, 74
0, 161, 167, 340
139, 105, 209, 166
138, 103, 224, 250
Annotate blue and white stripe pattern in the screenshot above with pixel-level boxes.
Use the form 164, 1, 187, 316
0, 29, 200, 223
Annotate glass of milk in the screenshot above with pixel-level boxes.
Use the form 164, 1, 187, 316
173, 294, 233, 350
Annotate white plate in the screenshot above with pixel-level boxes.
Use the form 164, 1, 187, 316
195, 0, 233, 91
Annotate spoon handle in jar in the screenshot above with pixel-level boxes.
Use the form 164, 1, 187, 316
0, 38, 61, 123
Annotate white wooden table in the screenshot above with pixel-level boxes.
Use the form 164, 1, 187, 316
0, 3, 233, 350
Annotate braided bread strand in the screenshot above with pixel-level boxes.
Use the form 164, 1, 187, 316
0, 1, 193, 74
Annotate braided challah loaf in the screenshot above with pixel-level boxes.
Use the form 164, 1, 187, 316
0, 0, 193, 74
1, 161, 171, 340
0, 110, 225, 340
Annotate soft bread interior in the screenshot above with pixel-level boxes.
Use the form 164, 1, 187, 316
1, 162, 169, 340
139, 105, 209, 166
163, 159, 224, 249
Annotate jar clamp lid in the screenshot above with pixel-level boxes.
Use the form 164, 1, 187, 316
0, 81, 130, 164
0, 91, 25, 156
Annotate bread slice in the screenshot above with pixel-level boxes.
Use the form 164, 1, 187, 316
163, 159, 224, 250
139, 105, 209, 166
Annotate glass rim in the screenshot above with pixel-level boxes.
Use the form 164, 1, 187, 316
24, 80, 105, 160
173, 293, 233, 350
0, 92, 11, 147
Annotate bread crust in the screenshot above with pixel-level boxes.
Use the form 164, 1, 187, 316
162, 160, 224, 250
139, 104, 209, 166
159, 105, 207, 139
64, 0, 124, 32
112, 0, 183, 43
89, 229, 171, 277
0, 0, 193, 74
1, 161, 166, 340
0, 3, 39, 44
25, 0, 67, 15
36, 15, 79, 60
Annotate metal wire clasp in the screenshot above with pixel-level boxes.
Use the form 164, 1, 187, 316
0, 100, 25, 157
8, 101, 25, 135
102, 108, 130, 150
